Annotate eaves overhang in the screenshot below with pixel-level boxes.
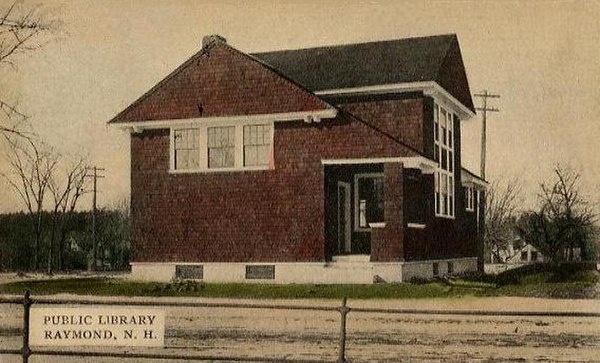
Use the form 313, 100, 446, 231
315, 81, 475, 120
109, 109, 338, 132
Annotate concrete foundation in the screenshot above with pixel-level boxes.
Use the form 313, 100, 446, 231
129, 257, 478, 284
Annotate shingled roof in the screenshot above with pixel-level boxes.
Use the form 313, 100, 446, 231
252, 34, 475, 112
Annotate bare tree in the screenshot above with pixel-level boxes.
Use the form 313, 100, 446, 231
518, 165, 597, 262
1, 134, 57, 270
47, 156, 89, 273
484, 179, 521, 263
0, 0, 60, 138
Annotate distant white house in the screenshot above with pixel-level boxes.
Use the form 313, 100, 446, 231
489, 237, 543, 265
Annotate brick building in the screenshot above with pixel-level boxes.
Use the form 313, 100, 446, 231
109, 34, 487, 283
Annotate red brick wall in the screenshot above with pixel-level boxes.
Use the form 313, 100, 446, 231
402, 105, 480, 262
335, 94, 426, 154
125, 41, 481, 264
130, 95, 484, 264
371, 164, 404, 262
131, 98, 423, 263
112, 43, 331, 123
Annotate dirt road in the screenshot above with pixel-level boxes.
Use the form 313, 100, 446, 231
1, 296, 599, 362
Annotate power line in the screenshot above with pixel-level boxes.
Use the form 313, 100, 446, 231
85, 166, 105, 271
474, 90, 500, 180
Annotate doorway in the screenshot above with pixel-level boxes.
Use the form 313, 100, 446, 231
337, 181, 351, 254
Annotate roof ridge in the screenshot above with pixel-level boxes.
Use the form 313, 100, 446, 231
433, 35, 457, 83
251, 33, 457, 55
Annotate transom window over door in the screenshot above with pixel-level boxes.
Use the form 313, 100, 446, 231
173, 128, 200, 170
244, 124, 271, 166
434, 102, 455, 218
208, 126, 235, 168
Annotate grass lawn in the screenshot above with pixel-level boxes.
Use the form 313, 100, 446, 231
1, 264, 598, 299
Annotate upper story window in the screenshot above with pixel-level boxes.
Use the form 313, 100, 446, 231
170, 121, 273, 172
173, 128, 200, 170
208, 126, 235, 168
434, 103, 455, 218
244, 124, 271, 166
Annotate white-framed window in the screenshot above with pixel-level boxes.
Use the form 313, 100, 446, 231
354, 173, 384, 231
243, 124, 271, 166
465, 186, 475, 212
434, 103, 455, 218
170, 121, 273, 172
208, 126, 235, 169
173, 128, 201, 170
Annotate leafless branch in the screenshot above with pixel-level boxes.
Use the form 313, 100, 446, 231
484, 178, 522, 263
0, 0, 59, 65
0, 0, 60, 139
1, 134, 57, 269
520, 164, 598, 262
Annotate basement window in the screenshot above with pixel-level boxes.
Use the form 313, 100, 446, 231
175, 265, 204, 280
432, 262, 440, 277
245, 265, 275, 280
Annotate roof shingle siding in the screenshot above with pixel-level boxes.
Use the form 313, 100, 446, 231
252, 34, 475, 113
110, 34, 475, 124
109, 43, 333, 123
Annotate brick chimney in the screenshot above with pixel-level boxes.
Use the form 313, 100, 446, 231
202, 34, 227, 48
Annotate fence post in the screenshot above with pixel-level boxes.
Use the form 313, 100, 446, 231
337, 297, 349, 363
22, 290, 31, 363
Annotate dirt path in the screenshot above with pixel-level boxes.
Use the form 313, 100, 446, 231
0, 296, 599, 362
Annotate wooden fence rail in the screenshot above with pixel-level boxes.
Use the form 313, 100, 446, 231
1, 291, 600, 363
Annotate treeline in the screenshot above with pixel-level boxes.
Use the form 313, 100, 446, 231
485, 165, 598, 264
0, 209, 130, 272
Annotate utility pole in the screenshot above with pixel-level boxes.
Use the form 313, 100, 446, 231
86, 166, 105, 271
474, 90, 500, 180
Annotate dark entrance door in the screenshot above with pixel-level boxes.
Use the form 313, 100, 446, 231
337, 181, 351, 254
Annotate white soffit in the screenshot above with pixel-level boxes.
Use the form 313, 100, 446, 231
315, 81, 475, 120
461, 169, 488, 189
322, 156, 436, 174
111, 109, 338, 131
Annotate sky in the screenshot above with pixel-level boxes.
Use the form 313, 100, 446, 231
0, 0, 599, 213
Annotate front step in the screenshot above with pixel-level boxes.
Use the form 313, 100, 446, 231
331, 254, 370, 263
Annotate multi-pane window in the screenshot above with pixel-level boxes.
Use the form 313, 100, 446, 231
434, 103, 455, 218
244, 124, 271, 166
172, 122, 273, 172
355, 174, 384, 230
173, 128, 200, 170
208, 126, 235, 168
465, 186, 475, 211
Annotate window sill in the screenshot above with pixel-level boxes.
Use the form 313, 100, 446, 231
434, 214, 455, 220
169, 166, 272, 174
354, 222, 385, 232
